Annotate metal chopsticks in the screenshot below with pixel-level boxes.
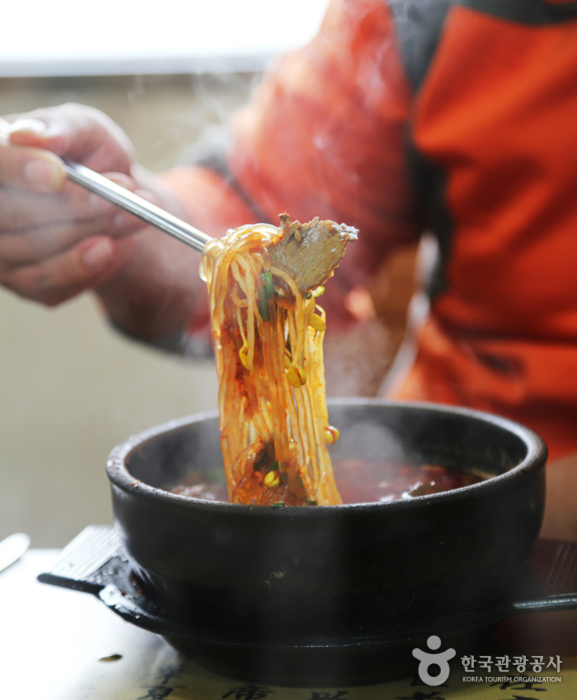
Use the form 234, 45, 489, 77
61, 161, 211, 252
0, 117, 212, 254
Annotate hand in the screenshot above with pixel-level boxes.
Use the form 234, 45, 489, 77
0, 104, 150, 305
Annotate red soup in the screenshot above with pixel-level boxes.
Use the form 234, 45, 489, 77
166, 460, 486, 504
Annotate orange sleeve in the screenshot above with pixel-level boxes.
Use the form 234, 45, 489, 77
229, 0, 418, 291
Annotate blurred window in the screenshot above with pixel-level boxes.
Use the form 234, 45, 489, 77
1, 0, 329, 77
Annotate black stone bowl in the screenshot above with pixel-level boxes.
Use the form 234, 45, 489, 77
106, 399, 547, 685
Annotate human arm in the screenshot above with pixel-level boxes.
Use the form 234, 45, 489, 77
0, 104, 256, 347
0, 0, 419, 349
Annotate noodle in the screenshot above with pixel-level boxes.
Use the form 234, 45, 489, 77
201, 219, 346, 506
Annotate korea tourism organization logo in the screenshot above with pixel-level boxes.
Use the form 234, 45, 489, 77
411, 634, 563, 688
412, 635, 456, 686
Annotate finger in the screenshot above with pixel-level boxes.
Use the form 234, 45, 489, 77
5, 105, 133, 174
0, 141, 65, 193
0, 173, 146, 269
0, 236, 123, 306
0, 179, 110, 230
0, 213, 145, 270
0, 171, 143, 235
2, 117, 55, 147
68, 174, 155, 238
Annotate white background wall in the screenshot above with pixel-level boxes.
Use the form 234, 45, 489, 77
0, 0, 329, 76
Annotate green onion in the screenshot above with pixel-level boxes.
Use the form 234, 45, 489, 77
258, 285, 270, 321
262, 271, 274, 299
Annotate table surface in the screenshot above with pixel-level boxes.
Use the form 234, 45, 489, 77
1, 549, 576, 700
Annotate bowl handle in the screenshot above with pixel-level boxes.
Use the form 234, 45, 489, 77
37, 525, 121, 594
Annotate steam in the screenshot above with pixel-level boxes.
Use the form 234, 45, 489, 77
324, 319, 393, 397
332, 421, 409, 464
176, 72, 261, 169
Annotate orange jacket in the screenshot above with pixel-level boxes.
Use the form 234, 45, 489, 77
162, 0, 577, 459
